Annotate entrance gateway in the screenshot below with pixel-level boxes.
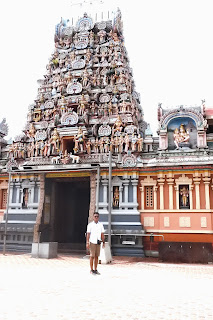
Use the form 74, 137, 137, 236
41, 173, 90, 253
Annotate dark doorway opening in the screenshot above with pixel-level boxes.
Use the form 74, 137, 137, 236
62, 138, 75, 154
54, 178, 90, 252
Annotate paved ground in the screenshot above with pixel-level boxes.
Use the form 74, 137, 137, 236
0, 253, 212, 320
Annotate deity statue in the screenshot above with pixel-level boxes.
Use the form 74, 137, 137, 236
113, 136, 119, 153
86, 140, 92, 154
104, 137, 110, 153
28, 123, 36, 138
61, 149, 70, 164
85, 49, 91, 63
74, 127, 85, 153
119, 135, 124, 153
179, 186, 189, 207
43, 140, 50, 157
94, 138, 99, 153
124, 133, 130, 152
89, 30, 94, 47
22, 189, 29, 208
90, 101, 96, 115
78, 94, 87, 116
82, 70, 89, 87
50, 128, 60, 154
113, 186, 119, 208
112, 116, 123, 135
173, 124, 190, 149
34, 141, 40, 157
137, 134, 143, 152
99, 137, 105, 153
131, 133, 137, 152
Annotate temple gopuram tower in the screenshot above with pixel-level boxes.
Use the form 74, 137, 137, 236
0, 10, 146, 256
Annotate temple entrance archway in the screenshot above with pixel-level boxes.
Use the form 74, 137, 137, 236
45, 176, 90, 253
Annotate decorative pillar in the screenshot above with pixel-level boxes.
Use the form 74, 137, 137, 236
189, 185, 193, 210
9, 180, 13, 205
102, 179, 108, 203
132, 179, 138, 204
140, 186, 144, 210
203, 177, 211, 210
157, 176, 165, 210
153, 186, 158, 210
119, 186, 123, 206
193, 177, 201, 210
16, 183, 21, 204
34, 174, 45, 243
123, 180, 129, 203
88, 171, 96, 222
167, 177, 174, 210
174, 185, 179, 209
31, 183, 35, 204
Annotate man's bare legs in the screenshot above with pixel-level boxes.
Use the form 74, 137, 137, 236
90, 256, 98, 272
90, 256, 94, 271
94, 256, 98, 271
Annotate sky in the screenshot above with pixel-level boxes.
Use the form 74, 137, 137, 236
1, 0, 213, 139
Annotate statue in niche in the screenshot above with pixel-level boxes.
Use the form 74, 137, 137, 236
113, 186, 119, 208
179, 185, 189, 208
22, 188, 29, 208
173, 124, 190, 149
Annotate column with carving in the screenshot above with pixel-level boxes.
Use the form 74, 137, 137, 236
89, 171, 96, 222
33, 173, 45, 242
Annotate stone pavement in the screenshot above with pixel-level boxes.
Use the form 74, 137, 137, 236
0, 253, 212, 320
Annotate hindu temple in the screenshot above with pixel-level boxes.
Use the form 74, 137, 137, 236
0, 10, 213, 262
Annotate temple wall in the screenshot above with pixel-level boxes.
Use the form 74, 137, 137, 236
139, 169, 213, 249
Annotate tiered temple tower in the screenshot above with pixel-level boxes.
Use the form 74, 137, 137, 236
8, 10, 145, 166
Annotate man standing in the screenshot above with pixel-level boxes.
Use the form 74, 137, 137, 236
86, 212, 105, 275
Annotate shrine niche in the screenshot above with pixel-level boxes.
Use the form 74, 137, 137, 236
22, 188, 29, 208
158, 105, 208, 151
179, 185, 190, 209
168, 117, 197, 150
113, 186, 119, 208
